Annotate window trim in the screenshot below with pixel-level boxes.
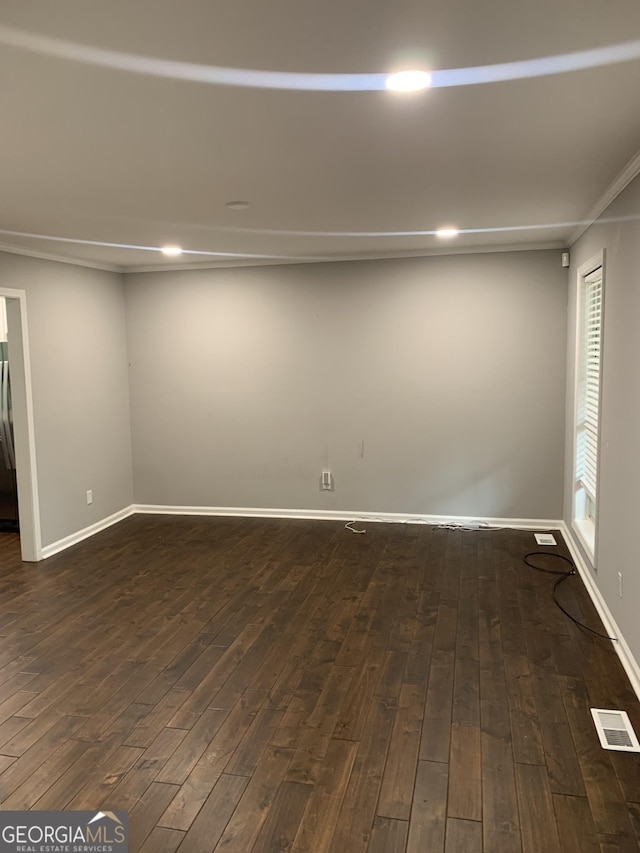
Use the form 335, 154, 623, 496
571, 250, 605, 566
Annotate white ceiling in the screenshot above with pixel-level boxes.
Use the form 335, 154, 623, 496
1, 0, 640, 270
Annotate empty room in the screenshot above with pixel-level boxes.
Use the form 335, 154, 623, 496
1, 1, 640, 851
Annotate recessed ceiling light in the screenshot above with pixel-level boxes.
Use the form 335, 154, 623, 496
436, 227, 459, 238
161, 245, 183, 256
385, 70, 432, 92
225, 201, 251, 211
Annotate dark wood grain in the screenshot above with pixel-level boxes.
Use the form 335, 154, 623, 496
368, 815, 409, 853
406, 759, 448, 852
552, 793, 600, 853
1, 518, 639, 851
252, 780, 312, 853
448, 724, 481, 821
515, 762, 561, 853
445, 818, 483, 853
377, 682, 425, 820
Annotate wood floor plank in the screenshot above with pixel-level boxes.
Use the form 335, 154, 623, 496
452, 657, 480, 728
174, 773, 248, 852
95, 726, 187, 813
127, 781, 180, 852
377, 682, 425, 820
368, 816, 409, 853
445, 818, 483, 853
125, 689, 191, 748
0, 714, 87, 802
159, 688, 265, 830
251, 780, 313, 853
154, 707, 228, 784
0, 755, 16, 773
504, 653, 545, 766
63, 743, 144, 809
328, 696, 397, 853
406, 759, 448, 853
481, 704, 521, 853
0, 715, 30, 751
628, 802, 640, 839
448, 725, 482, 822
375, 650, 408, 702
212, 745, 294, 851
404, 608, 436, 686
333, 642, 384, 741
138, 827, 185, 853
290, 738, 357, 853
420, 665, 454, 764
541, 719, 586, 796
515, 762, 562, 853
224, 707, 284, 777
1, 736, 90, 808
599, 833, 640, 852
552, 794, 600, 853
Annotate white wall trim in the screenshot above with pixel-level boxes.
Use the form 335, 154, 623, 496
570, 147, 640, 246
40, 505, 135, 560
561, 521, 640, 703
132, 503, 561, 529
0, 243, 122, 274
37, 504, 561, 559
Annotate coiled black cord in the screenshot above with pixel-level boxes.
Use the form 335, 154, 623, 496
523, 551, 617, 642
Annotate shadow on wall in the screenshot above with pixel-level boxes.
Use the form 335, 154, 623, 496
389, 452, 533, 518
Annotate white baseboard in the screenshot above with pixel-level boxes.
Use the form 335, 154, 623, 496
132, 503, 561, 530
37, 504, 562, 561
40, 505, 135, 559
560, 521, 640, 703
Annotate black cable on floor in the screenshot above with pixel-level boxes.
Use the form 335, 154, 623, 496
523, 551, 617, 642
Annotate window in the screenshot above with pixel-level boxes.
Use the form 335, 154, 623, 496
573, 254, 604, 560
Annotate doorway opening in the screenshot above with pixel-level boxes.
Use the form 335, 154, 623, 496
0, 289, 41, 561
0, 298, 19, 532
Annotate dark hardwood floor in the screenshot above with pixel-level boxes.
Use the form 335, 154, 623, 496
1, 516, 640, 852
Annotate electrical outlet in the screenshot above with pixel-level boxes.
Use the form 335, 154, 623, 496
86, 490, 93, 505
618, 571, 623, 598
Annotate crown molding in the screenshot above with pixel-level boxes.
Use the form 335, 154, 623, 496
0, 242, 123, 273
123, 240, 567, 274
0, 236, 568, 277
570, 147, 640, 246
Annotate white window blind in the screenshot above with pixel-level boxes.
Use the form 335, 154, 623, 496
576, 268, 602, 502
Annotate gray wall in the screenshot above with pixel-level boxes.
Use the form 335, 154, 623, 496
126, 250, 567, 518
564, 173, 640, 666
0, 253, 134, 547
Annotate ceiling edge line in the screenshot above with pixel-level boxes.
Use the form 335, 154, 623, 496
0, 242, 123, 274
570, 147, 640, 246
122, 241, 567, 274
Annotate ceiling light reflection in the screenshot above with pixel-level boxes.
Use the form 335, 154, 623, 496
385, 70, 431, 91
1, 24, 639, 91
